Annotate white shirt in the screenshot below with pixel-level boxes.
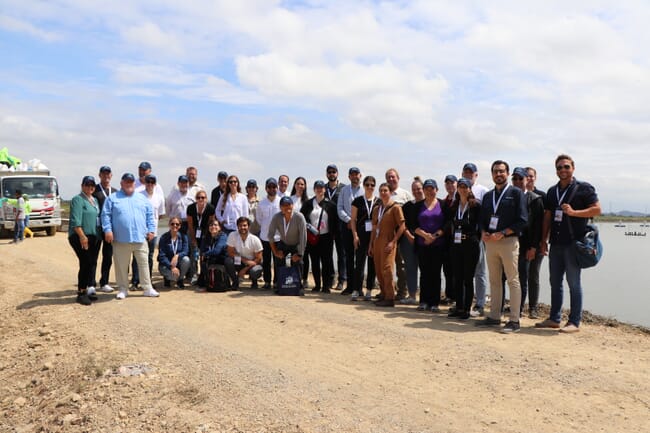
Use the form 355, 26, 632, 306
166, 189, 195, 220
214, 192, 249, 231
135, 178, 165, 198
472, 183, 490, 203
390, 187, 413, 205
227, 231, 263, 260
140, 189, 165, 234
291, 194, 304, 211
255, 196, 281, 241
309, 198, 330, 234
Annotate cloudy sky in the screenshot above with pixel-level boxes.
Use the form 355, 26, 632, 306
1, 0, 649, 211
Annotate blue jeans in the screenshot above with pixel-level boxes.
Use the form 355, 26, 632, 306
549, 243, 583, 326
14, 219, 25, 242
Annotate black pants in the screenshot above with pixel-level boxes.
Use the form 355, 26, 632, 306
352, 231, 375, 292
342, 225, 355, 287
417, 244, 444, 307
262, 240, 275, 284
273, 241, 303, 281
527, 252, 544, 310
333, 221, 346, 283
91, 233, 113, 287
69, 234, 100, 291
450, 239, 480, 313
308, 233, 334, 290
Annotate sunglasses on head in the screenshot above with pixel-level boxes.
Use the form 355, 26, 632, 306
556, 164, 572, 170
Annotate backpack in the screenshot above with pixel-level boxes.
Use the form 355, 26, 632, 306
206, 264, 230, 292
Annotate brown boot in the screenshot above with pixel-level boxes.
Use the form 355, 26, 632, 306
374, 299, 395, 307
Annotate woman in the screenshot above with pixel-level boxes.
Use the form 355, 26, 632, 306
157, 217, 191, 288
245, 179, 261, 236
214, 175, 249, 234
414, 179, 449, 312
368, 183, 405, 307
350, 175, 379, 301
187, 190, 215, 285
68, 176, 101, 305
291, 176, 310, 285
300, 180, 337, 293
200, 219, 228, 278
447, 178, 481, 319
399, 177, 425, 305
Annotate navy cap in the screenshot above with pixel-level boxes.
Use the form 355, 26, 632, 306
178, 175, 189, 183
265, 177, 278, 187
462, 163, 478, 173
326, 164, 338, 171
121, 173, 136, 182
423, 179, 438, 189
313, 180, 326, 188
99, 165, 112, 173
82, 175, 96, 186
512, 167, 528, 178
348, 166, 361, 174
457, 178, 472, 188
217, 171, 228, 179
246, 179, 258, 188
444, 174, 457, 183
144, 174, 157, 183
279, 196, 293, 206
138, 161, 152, 170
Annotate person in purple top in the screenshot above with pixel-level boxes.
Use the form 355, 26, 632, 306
413, 179, 450, 312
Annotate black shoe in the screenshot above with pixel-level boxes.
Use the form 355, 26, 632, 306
340, 288, 353, 295
251, 280, 259, 289
500, 321, 521, 334
311, 287, 321, 293
448, 310, 461, 318
262, 283, 271, 290
335, 282, 344, 291
177, 279, 185, 289
459, 312, 471, 320
374, 299, 395, 307
475, 317, 501, 327
322, 287, 331, 294
163, 278, 171, 288
76, 293, 92, 306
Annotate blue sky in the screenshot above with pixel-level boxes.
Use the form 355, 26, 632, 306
1, 0, 649, 211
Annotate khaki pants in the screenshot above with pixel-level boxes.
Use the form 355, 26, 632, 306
485, 236, 521, 322
113, 241, 153, 291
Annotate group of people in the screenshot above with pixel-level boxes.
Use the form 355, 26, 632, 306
67, 154, 600, 334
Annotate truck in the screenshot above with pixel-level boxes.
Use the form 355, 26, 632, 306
0, 170, 61, 237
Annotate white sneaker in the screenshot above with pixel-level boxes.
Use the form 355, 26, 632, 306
86, 286, 97, 296
364, 291, 372, 301
350, 290, 360, 301
190, 275, 198, 285
400, 297, 417, 305
143, 288, 160, 297
100, 284, 114, 293
116, 289, 127, 300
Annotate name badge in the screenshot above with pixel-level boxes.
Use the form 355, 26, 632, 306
96, 216, 101, 227
454, 229, 462, 244
365, 220, 373, 232
234, 256, 241, 265
554, 209, 563, 222
489, 216, 499, 230
195, 228, 202, 238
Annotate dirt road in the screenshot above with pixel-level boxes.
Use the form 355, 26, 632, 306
1, 235, 648, 433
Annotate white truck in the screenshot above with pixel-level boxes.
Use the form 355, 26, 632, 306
0, 170, 61, 237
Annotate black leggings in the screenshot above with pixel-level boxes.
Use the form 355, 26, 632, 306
69, 234, 100, 291
450, 239, 480, 312
353, 231, 375, 292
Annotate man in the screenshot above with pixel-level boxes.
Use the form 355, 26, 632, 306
225, 217, 263, 289
91, 165, 118, 292
441, 174, 457, 304
268, 196, 307, 282
477, 160, 527, 334
12, 189, 26, 244
166, 175, 195, 234
385, 168, 413, 300
139, 174, 166, 281
134, 161, 165, 196
536, 155, 601, 333
277, 174, 290, 197
185, 166, 206, 198
326, 164, 347, 290
525, 166, 546, 318
255, 178, 281, 289
336, 167, 364, 295
510, 167, 544, 318
462, 162, 489, 316
210, 171, 228, 207
101, 173, 159, 300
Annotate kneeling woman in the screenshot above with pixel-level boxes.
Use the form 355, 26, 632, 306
158, 217, 191, 288
200, 219, 228, 280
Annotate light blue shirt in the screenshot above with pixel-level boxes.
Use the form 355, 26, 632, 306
337, 184, 363, 223
101, 190, 155, 243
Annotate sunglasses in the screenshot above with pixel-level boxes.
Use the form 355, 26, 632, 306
327, 171, 337, 175
228, 180, 238, 184
364, 183, 375, 187
196, 196, 206, 200
170, 222, 181, 227
512, 176, 524, 181
209, 223, 220, 227
556, 164, 572, 170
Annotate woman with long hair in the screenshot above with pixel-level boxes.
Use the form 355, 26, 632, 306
291, 176, 310, 285
214, 175, 249, 234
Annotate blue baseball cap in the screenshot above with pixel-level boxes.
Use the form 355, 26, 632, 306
444, 174, 457, 183
512, 167, 528, 178
279, 196, 293, 206
138, 161, 152, 170
178, 175, 189, 183
144, 174, 157, 183
313, 180, 326, 188
462, 163, 478, 173
423, 179, 438, 189
82, 175, 96, 186
457, 178, 472, 188
265, 177, 278, 187
99, 165, 112, 173
217, 171, 228, 179
121, 173, 136, 182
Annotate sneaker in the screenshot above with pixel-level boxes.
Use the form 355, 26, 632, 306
559, 323, 580, 333
430, 305, 441, 313
475, 317, 501, 327
528, 307, 540, 319
335, 282, 344, 291
129, 283, 140, 291
500, 321, 521, 334
340, 287, 353, 295
99, 284, 114, 293
116, 289, 128, 300
86, 286, 98, 301
363, 292, 372, 301
417, 303, 429, 311
350, 290, 360, 301
471, 305, 485, 317
400, 297, 418, 305
76, 293, 92, 306
143, 288, 160, 297
534, 319, 561, 329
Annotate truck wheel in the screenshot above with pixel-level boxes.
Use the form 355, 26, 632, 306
47, 226, 57, 236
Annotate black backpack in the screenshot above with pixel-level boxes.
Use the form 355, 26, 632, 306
206, 264, 230, 292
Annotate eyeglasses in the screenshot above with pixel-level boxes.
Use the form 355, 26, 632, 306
228, 180, 238, 184
556, 164, 572, 170
512, 176, 524, 181
364, 183, 375, 187
196, 196, 206, 200
327, 171, 337, 175
170, 222, 181, 227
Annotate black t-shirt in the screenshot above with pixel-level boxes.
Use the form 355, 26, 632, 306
210, 187, 224, 207
351, 195, 379, 234
545, 180, 598, 245
187, 202, 215, 240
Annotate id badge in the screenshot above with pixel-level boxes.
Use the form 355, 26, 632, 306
234, 256, 242, 265
195, 228, 202, 238
554, 209, 563, 222
489, 216, 499, 231
365, 220, 373, 232
96, 216, 101, 227
454, 229, 462, 244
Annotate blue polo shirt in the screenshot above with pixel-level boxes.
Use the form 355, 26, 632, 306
101, 190, 155, 243
545, 179, 598, 245
480, 184, 528, 235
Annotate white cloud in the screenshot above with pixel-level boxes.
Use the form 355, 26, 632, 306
0, 14, 62, 42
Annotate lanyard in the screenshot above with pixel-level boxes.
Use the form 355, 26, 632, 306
171, 237, 178, 255
556, 183, 572, 206
492, 184, 510, 214
196, 204, 205, 228
327, 185, 337, 200
100, 186, 109, 199
364, 197, 376, 220
378, 204, 389, 225
457, 202, 468, 221
283, 216, 291, 237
